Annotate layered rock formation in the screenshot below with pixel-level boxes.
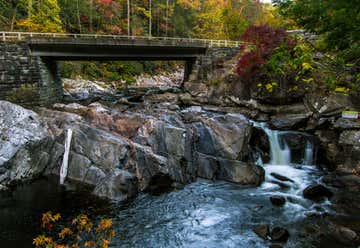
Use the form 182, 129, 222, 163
0, 100, 264, 200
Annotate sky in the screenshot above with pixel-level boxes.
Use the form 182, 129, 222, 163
261, 0, 273, 3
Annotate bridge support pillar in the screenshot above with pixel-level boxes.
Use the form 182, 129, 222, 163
0, 42, 62, 106
183, 59, 196, 83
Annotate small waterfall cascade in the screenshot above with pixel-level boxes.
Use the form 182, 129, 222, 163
253, 122, 315, 165
304, 141, 314, 165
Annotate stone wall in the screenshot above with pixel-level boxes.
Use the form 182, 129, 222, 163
188, 47, 240, 83
0, 42, 62, 106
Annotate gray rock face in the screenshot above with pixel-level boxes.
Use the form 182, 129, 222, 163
193, 114, 252, 160
0, 101, 47, 166
339, 130, 360, 146
1, 100, 265, 200
334, 118, 360, 130
270, 114, 310, 130
93, 169, 138, 201
337, 130, 360, 168
305, 93, 355, 117
0, 101, 53, 185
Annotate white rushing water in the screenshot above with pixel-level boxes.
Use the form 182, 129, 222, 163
253, 122, 315, 166
251, 122, 327, 218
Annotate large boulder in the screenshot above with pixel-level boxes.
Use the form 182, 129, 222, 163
193, 114, 252, 160
305, 93, 357, 117
128, 143, 170, 191
303, 184, 333, 201
338, 130, 360, 168
0, 101, 53, 186
217, 158, 264, 186
270, 227, 290, 242
196, 153, 264, 186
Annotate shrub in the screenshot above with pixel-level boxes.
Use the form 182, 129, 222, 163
33, 212, 115, 248
6, 84, 40, 104
236, 25, 296, 79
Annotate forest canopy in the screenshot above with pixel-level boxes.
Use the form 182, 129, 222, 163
0, 0, 283, 40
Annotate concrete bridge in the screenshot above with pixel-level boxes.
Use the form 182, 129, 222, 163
0, 32, 240, 105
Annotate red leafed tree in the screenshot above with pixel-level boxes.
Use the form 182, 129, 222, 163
237, 25, 294, 78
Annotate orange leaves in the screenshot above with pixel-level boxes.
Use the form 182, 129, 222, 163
34, 212, 115, 248
41, 212, 61, 229
84, 241, 96, 247
96, 219, 113, 232
33, 235, 53, 247
59, 228, 73, 239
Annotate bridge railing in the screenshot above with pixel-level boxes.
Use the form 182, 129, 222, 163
0, 31, 243, 48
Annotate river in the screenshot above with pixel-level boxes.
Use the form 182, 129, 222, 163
0, 124, 345, 248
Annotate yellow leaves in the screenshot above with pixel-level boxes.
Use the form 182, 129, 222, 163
35, 212, 115, 248
177, 0, 201, 10
335, 87, 350, 95
96, 219, 113, 233
33, 235, 53, 248
55, 245, 69, 248
100, 239, 110, 248
257, 83, 263, 87
265, 83, 273, 93
302, 62, 313, 70
72, 214, 88, 226
302, 78, 314, 83
59, 228, 73, 239
84, 241, 96, 247
41, 212, 61, 229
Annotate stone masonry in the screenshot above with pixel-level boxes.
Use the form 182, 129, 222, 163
188, 47, 240, 83
0, 42, 62, 106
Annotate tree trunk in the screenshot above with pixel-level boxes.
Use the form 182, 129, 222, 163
90, 0, 93, 33
149, 0, 152, 37
10, 7, 17, 31
28, 0, 32, 17
165, 0, 169, 36
76, 0, 82, 33
127, 0, 130, 36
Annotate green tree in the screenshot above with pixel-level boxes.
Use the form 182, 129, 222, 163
274, 0, 360, 51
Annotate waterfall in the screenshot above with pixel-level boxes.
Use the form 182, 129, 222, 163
253, 122, 314, 166
304, 140, 313, 165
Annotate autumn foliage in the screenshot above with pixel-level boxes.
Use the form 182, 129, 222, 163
33, 212, 115, 248
236, 25, 294, 78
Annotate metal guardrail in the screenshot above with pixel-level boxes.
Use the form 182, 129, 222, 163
0, 31, 242, 48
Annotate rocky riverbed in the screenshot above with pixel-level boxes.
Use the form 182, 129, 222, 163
1, 63, 360, 247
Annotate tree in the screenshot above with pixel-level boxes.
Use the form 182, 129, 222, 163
274, 0, 360, 51
17, 0, 64, 32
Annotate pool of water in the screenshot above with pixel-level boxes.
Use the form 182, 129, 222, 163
0, 162, 340, 248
